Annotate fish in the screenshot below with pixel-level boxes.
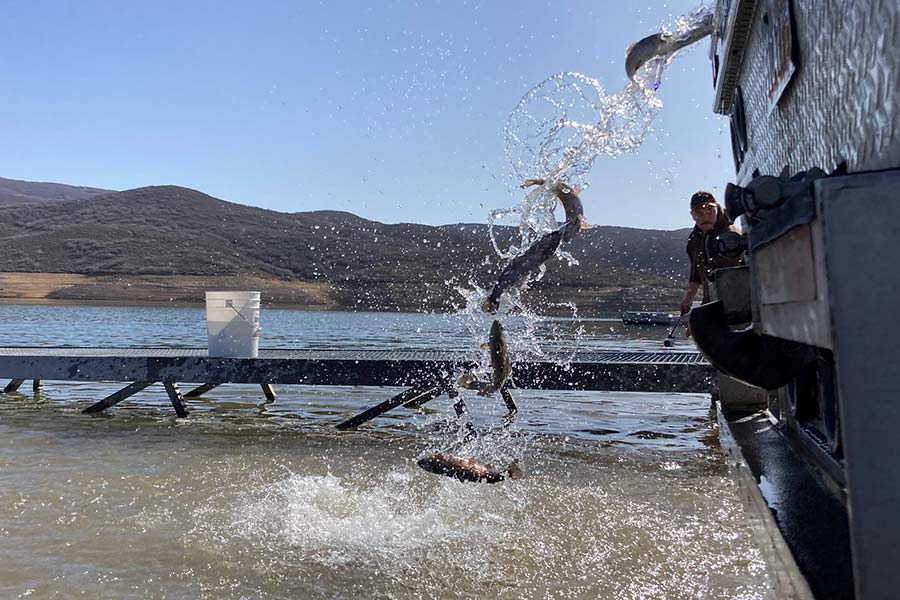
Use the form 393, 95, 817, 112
458, 320, 512, 393
487, 319, 512, 390
551, 182, 592, 242
417, 453, 522, 484
625, 12, 714, 80
457, 320, 518, 422
521, 178, 592, 242
482, 228, 563, 313
460, 319, 513, 391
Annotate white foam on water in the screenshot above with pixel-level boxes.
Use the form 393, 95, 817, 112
214, 468, 523, 568
186, 451, 770, 598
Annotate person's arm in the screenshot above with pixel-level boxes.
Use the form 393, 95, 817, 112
682, 241, 702, 314
681, 281, 700, 315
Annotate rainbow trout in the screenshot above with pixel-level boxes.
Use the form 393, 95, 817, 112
417, 453, 522, 484
625, 11, 714, 80
522, 178, 592, 242
481, 228, 563, 314
553, 182, 592, 242
458, 319, 512, 393
487, 319, 511, 389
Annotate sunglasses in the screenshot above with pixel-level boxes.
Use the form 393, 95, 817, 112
691, 203, 717, 214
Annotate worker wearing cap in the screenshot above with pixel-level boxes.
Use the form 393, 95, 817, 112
680, 191, 744, 316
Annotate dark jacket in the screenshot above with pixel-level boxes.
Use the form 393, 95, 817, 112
686, 206, 744, 302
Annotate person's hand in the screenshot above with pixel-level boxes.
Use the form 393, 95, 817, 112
680, 297, 693, 315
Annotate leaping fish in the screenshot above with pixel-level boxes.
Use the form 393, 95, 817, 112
521, 178, 593, 242
458, 319, 513, 394
458, 319, 519, 426
486, 318, 512, 390
481, 228, 563, 314
625, 11, 714, 80
417, 453, 523, 484
553, 182, 592, 243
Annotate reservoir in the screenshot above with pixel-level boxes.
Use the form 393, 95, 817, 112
0, 304, 771, 599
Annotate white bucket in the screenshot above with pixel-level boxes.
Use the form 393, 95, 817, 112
205, 291, 261, 358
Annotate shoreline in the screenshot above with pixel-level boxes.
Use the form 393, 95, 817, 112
0, 272, 678, 317
0, 297, 629, 321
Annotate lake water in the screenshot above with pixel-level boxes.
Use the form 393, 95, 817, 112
0, 304, 772, 599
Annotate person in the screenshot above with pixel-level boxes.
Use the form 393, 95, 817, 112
680, 191, 744, 317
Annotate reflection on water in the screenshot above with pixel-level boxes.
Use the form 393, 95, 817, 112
0, 305, 770, 599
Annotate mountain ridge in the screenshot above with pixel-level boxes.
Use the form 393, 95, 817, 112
0, 176, 115, 207
0, 181, 691, 315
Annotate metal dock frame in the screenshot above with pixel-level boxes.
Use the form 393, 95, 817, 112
0, 347, 714, 420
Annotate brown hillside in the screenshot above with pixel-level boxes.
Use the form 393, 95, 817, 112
0, 176, 113, 207
0, 185, 690, 315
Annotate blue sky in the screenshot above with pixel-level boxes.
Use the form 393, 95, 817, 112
2, 1, 732, 229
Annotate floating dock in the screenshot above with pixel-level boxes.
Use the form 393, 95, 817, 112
0, 347, 713, 417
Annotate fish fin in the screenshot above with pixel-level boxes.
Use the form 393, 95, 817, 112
506, 461, 524, 480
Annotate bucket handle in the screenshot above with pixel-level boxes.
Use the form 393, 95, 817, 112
225, 299, 261, 333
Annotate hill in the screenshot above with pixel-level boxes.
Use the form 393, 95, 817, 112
0, 176, 114, 207
0, 184, 691, 315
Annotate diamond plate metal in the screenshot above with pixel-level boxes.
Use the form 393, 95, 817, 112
733, 0, 900, 183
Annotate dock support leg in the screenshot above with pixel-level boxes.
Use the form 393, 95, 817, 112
33, 380, 43, 393
402, 385, 445, 409
184, 383, 221, 398
336, 386, 434, 430
260, 384, 276, 402
451, 389, 478, 443
83, 381, 154, 413
4, 379, 25, 394
164, 383, 188, 418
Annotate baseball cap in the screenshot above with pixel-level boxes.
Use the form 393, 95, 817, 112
690, 191, 716, 210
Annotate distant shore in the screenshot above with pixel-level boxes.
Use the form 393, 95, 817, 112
0, 272, 679, 316
0, 272, 337, 311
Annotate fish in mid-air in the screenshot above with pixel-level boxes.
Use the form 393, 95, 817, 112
481, 228, 563, 314
483, 178, 594, 313
486, 318, 512, 390
458, 319, 513, 394
522, 178, 593, 242
521, 179, 593, 242
417, 453, 522, 484
458, 319, 519, 424
552, 182, 592, 242
625, 11, 714, 80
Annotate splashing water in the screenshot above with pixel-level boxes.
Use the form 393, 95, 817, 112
498, 4, 715, 249
433, 5, 715, 476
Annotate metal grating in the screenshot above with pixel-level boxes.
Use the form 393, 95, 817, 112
0, 347, 707, 365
